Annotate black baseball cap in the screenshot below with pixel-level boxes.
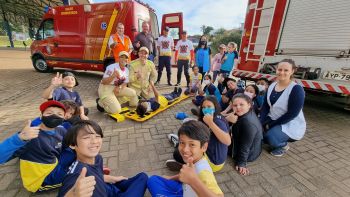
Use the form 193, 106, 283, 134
62, 72, 79, 86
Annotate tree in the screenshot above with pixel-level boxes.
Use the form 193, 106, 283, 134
211, 29, 242, 54
200, 25, 214, 36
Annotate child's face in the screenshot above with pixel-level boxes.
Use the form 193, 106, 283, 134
257, 80, 268, 89
227, 44, 235, 53
232, 98, 251, 116
178, 134, 207, 163
227, 80, 237, 90
193, 67, 199, 74
219, 47, 226, 53
73, 126, 102, 162
64, 108, 75, 120
62, 76, 76, 88
42, 107, 65, 119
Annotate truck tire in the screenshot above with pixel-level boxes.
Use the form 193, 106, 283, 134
33, 57, 53, 73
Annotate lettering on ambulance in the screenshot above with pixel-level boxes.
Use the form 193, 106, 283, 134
60, 7, 78, 15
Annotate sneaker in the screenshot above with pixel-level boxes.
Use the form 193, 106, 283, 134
168, 82, 173, 86
96, 98, 105, 112
270, 148, 286, 157
191, 108, 200, 116
167, 134, 179, 147
282, 143, 290, 151
166, 159, 183, 171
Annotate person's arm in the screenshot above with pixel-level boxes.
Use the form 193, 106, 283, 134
152, 35, 157, 55
179, 160, 223, 197
101, 68, 119, 85
104, 175, 128, 183
190, 50, 195, 65
149, 62, 157, 83
127, 36, 133, 54
268, 85, 305, 128
203, 117, 231, 145
235, 120, 258, 168
42, 72, 62, 99
108, 35, 116, 49
149, 82, 159, 102
221, 103, 232, 115
0, 120, 40, 164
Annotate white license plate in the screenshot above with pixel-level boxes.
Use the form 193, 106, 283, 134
323, 71, 350, 81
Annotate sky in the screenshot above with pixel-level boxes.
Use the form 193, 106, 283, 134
91, 0, 248, 35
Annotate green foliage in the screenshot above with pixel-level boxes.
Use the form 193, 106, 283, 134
0, 36, 32, 48
210, 29, 242, 54
200, 25, 214, 36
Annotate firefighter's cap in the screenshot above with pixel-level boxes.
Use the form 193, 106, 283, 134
139, 46, 149, 54
118, 51, 129, 58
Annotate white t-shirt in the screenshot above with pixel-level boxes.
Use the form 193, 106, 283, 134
102, 63, 129, 85
175, 39, 194, 60
157, 35, 174, 56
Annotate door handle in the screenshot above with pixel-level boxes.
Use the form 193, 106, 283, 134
54, 42, 59, 47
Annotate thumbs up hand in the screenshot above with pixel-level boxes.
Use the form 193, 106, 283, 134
179, 157, 197, 184
69, 167, 96, 197
18, 120, 40, 141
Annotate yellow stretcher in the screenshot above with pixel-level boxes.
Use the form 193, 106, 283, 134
124, 94, 190, 122
108, 107, 130, 122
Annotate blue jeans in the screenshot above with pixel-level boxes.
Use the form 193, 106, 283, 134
147, 175, 183, 197
264, 125, 290, 149
105, 172, 148, 197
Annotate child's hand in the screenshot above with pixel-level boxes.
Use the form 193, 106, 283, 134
225, 112, 238, 124
51, 72, 62, 87
80, 114, 89, 120
236, 165, 249, 176
19, 120, 40, 141
203, 114, 214, 126
111, 68, 120, 79
179, 157, 197, 184
71, 167, 96, 197
104, 175, 128, 183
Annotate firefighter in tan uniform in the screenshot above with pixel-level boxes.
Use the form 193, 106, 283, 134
109, 23, 133, 62
129, 47, 157, 99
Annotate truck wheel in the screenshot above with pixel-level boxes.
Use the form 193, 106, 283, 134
33, 57, 53, 73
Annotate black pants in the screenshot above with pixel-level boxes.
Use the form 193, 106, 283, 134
198, 66, 205, 83
157, 56, 171, 83
177, 60, 190, 86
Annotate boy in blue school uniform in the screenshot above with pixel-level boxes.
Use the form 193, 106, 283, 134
220, 42, 238, 77
58, 120, 148, 197
147, 120, 223, 196
193, 75, 221, 106
1, 101, 76, 192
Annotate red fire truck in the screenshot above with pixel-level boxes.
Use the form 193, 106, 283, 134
235, 0, 350, 106
30, 0, 183, 72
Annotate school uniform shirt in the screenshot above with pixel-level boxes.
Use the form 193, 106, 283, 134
52, 87, 83, 106
206, 115, 230, 165
175, 40, 194, 60
0, 133, 27, 164
204, 84, 222, 103
189, 73, 202, 86
103, 63, 129, 85
157, 35, 174, 57
145, 99, 161, 112
58, 155, 106, 197
13, 126, 67, 192
220, 52, 236, 72
195, 48, 211, 72
183, 156, 223, 196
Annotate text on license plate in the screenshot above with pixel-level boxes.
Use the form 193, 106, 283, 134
323, 72, 350, 81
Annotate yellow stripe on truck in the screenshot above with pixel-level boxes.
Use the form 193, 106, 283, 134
99, 9, 119, 60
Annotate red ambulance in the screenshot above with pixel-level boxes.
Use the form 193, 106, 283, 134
30, 0, 183, 72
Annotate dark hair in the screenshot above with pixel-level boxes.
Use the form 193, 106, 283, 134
231, 93, 253, 106
245, 84, 259, 98
192, 65, 199, 70
136, 102, 147, 116
257, 77, 269, 85
178, 120, 210, 147
204, 74, 212, 80
64, 120, 104, 147
279, 59, 297, 79
198, 96, 221, 122
195, 35, 209, 51
60, 100, 80, 116
225, 78, 237, 90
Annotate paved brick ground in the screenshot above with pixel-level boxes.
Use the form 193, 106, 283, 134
0, 50, 350, 196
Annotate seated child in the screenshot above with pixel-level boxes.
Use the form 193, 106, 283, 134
2, 101, 75, 192
136, 83, 182, 116
185, 66, 202, 96
42, 72, 89, 120
0, 121, 40, 164
244, 84, 260, 114
255, 78, 269, 109
147, 120, 223, 197
31, 100, 80, 129
193, 74, 221, 106
58, 120, 148, 197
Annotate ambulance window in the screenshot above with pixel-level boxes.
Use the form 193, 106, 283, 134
36, 19, 54, 40
150, 12, 159, 38
169, 27, 179, 40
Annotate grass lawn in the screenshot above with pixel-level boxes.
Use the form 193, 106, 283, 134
0, 36, 33, 48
